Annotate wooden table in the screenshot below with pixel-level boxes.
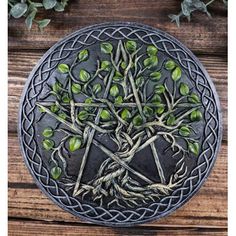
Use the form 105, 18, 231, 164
8, 1, 227, 235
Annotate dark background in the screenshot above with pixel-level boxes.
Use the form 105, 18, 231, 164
8, 0, 227, 235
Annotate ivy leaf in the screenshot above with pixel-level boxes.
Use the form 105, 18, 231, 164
38, 19, 51, 30
50, 166, 62, 180
188, 93, 200, 103
143, 106, 154, 118
121, 61, 127, 70
109, 84, 119, 97
62, 93, 70, 103
101, 60, 111, 71
101, 42, 113, 54
113, 71, 123, 82
115, 96, 123, 104
78, 49, 89, 62
150, 71, 162, 81
54, 2, 65, 12
69, 136, 82, 152
190, 110, 202, 121
52, 81, 62, 93
156, 104, 165, 115
43, 0, 57, 10
42, 127, 54, 138
79, 69, 90, 82
25, 10, 36, 30
144, 56, 158, 69
100, 109, 111, 121
165, 60, 176, 70
43, 139, 54, 151
135, 76, 144, 88
125, 40, 137, 53
71, 83, 81, 94
180, 83, 190, 95
78, 110, 89, 121
50, 104, 59, 113
179, 126, 191, 137
132, 115, 143, 126
172, 66, 182, 81
58, 64, 69, 73
92, 83, 102, 94
10, 3, 28, 18
147, 45, 158, 56
166, 114, 176, 126
151, 94, 162, 103
188, 142, 200, 156
154, 84, 165, 94
121, 109, 132, 121
58, 112, 67, 120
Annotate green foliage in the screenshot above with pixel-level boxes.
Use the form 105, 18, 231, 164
172, 66, 182, 81
42, 127, 54, 138
154, 84, 165, 94
179, 83, 189, 95
101, 60, 111, 71
8, 0, 70, 30
132, 114, 143, 126
78, 49, 89, 62
43, 139, 54, 150
92, 83, 102, 94
190, 109, 202, 121
101, 42, 113, 54
50, 166, 62, 180
188, 142, 199, 156
79, 69, 91, 82
78, 110, 89, 121
100, 109, 111, 121
125, 40, 137, 53
147, 45, 158, 56
69, 136, 82, 152
109, 84, 119, 97
150, 71, 162, 81
121, 109, 132, 121
143, 106, 154, 118
179, 126, 190, 137
71, 83, 81, 94
58, 64, 69, 73
143, 56, 158, 69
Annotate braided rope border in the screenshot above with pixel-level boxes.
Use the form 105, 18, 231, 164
18, 22, 222, 226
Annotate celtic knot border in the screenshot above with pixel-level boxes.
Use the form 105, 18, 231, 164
18, 22, 222, 226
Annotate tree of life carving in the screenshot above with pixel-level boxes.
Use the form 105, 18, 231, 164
36, 40, 202, 208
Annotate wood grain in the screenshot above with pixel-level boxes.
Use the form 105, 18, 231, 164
8, 0, 227, 54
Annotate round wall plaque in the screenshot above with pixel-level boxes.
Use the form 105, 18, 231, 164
18, 22, 222, 226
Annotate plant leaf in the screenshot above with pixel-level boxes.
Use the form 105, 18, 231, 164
37, 19, 51, 30
69, 136, 82, 152
92, 83, 102, 94
151, 94, 162, 103
62, 93, 70, 103
154, 84, 165, 94
188, 142, 200, 156
101, 42, 113, 54
121, 109, 132, 121
166, 114, 176, 126
54, 2, 65, 12
190, 110, 202, 121
100, 109, 111, 121
78, 110, 89, 121
43, 0, 57, 10
179, 126, 191, 137
71, 83, 81, 94
50, 104, 59, 113
79, 69, 90, 82
150, 71, 162, 81
147, 45, 158, 56
109, 84, 119, 97
143, 106, 154, 118
155, 104, 165, 115
132, 115, 143, 126
43, 139, 54, 151
101, 60, 111, 71
135, 76, 144, 88
50, 166, 62, 180
78, 49, 89, 62
25, 10, 36, 30
143, 56, 158, 69
58, 63, 69, 73
10, 3, 28, 18
180, 82, 190, 95
165, 60, 176, 70
52, 81, 62, 93
115, 96, 123, 104
188, 93, 200, 103
125, 40, 137, 53
172, 66, 182, 81
113, 71, 123, 82
42, 127, 54, 138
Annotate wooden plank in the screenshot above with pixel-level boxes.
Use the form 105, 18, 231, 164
8, 0, 227, 54
8, 131, 227, 227
8, 51, 228, 141
8, 219, 227, 236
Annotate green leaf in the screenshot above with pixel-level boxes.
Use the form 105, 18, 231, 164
92, 83, 102, 94
190, 110, 202, 122
188, 142, 200, 156
54, 2, 65, 11
121, 109, 132, 121
155, 104, 165, 115
109, 84, 119, 97
172, 66, 182, 81
101, 60, 111, 71
166, 114, 176, 126
180, 83, 189, 95
10, 3, 28, 18
52, 81, 62, 93
69, 136, 82, 152
154, 85, 165, 94
78, 49, 89, 62
79, 69, 90, 82
147, 45, 158, 56
143, 106, 154, 118
43, 139, 54, 151
71, 83, 81, 94
58, 112, 67, 120
38, 19, 51, 30
101, 42, 113, 54
25, 10, 36, 30
125, 40, 137, 53
179, 126, 191, 137
188, 93, 200, 104
165, 60, 176, 70
115, 96, 123, 104
100, 109, 111, 121
50, 166, 62, 180
62, 93, 70, 103
42, 127, 54, 138
113, 71, 123, 82
143, 56, 158, 69
135, 76, 144, 88
58, 64, 69, 73
78, 110, 89, 121
84, 98, 94, 111
43, 0, 57, 9
121, 61, 127, 70
150, 71, 162, 81
50, 104, 59, 113
39, 106, 46, 113
132, 115, 143, 126
151, 94, 162, 103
